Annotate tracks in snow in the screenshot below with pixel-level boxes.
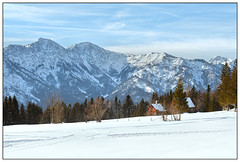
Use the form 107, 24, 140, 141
107, 130, 232, 138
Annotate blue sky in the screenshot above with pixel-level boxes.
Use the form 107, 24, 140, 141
3, 3, 237, 60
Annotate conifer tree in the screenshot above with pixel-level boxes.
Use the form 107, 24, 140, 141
41, 106, 51, 124
90, 97, 94, 104
138, 99, 145, 116
218, 61, 232, 110
68, 102, 84, 122
209, 93, 222, 112
172, 77, 188, 120
209, 97, 214, 112
122, 95, 135, 118
161, 90, 173, 109
26, 102, 43, 124
69, 102, 80, 122
19, 104, 26, 124
230, 59, 237, 109
169, 89, 173, 103
85, 99, 95, 122
3, 96, 9, 125
83, 99, 87, 108
203, 85, 211, 112
114, 96, 119, 119
118, 100, 122, 118
137, 99, 148, 116
151, 92, 159, 104
83, 99, 88, 122
68, 104, 72, 110
62, 101, 69, 123
122, 99, 127, 118
196, 90, 204, 112
8, 96, 13, 124
213, 97, 222, 111
69, 104, 76, 122
66, 104, 72, 123
79, 103, 85, 122
26, 102, 33, 124
32, 103, 43, 124
12, 96, 20, 124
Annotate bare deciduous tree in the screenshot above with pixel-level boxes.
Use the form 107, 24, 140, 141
166, 106, 181, 121
47, 95, 66, 123
85, 97, 110, 122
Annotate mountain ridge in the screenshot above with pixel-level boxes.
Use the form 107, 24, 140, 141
3, 38, 234, 108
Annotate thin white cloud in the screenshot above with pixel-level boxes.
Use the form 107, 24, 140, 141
104, 22, 126, 30
4, 4, 66, 25
3, 4, 105, 25
4, 24, 103, 32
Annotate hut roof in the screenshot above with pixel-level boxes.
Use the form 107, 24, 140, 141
151, 103, 166, 111
187, 97, 195, 108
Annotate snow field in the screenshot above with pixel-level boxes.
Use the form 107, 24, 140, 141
3, 111, 237, 159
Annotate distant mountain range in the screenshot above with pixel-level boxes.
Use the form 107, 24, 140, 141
3, 38, 234, 108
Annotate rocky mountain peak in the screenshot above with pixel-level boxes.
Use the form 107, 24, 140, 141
209, 56, 228, 64
29, 38, 65, 51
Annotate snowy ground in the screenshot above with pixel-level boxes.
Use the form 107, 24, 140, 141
3, 110, 237, 159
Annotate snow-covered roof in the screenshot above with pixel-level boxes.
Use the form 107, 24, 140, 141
187, 97, 195, 108
152, 104, 166, 111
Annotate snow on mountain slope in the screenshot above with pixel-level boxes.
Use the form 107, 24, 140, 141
70, 42, 127, 73
113, 52, 233, 101
111, 76, 156, 102
209, 56, 234, 66
3, 111, 237, 159
3, 38, 235, 107
3, 39, 126, 106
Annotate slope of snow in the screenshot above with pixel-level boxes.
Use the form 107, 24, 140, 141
3, 111, 237, 159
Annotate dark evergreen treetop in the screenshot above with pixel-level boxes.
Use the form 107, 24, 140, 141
151, 92, 158, 104
203, 84, 211, 112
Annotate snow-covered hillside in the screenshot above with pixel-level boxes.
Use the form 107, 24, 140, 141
3, 38, 235, 107
3, 111, 236, 159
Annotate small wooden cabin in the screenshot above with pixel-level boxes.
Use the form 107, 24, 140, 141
146, 101, 166, 116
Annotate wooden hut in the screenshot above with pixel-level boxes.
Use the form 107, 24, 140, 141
145, 101, 166, 116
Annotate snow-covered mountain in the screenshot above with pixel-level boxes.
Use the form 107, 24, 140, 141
3, 38, 234, 107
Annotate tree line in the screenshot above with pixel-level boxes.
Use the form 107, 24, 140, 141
3, 96, 43, 125
3, 94, 150, 125
3, 60, 237, 125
